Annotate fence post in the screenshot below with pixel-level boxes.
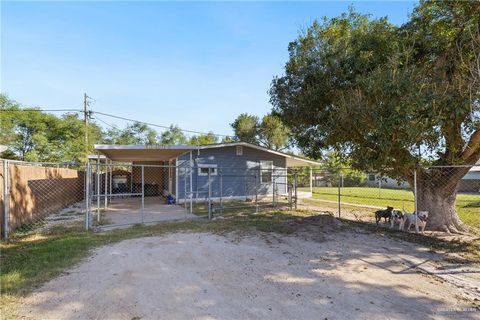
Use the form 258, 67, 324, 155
184, 170, 187, 211
289, 184, 293, 210
208, 169, 212, 220
338, 171, 341, 218
189, 155, 193, 214
85, 162, 90, 231
220, 170, 223, 215
96, 158, 100, 223
414, 169, 419, 233
104, 161, 108, 210
309, 167, 313, 194
141, 165, 145, 224
255, 171, 259, 214
3, 160, 9, 239
294, 171, 298, 210
273, 181, 276, 208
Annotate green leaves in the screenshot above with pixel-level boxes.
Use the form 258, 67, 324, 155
270, 2, 480, 178
230, 113, 289, 151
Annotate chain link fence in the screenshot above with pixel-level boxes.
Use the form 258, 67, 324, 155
299, 165, 480, 231
2, 158, 478, 239
1, 159, 86, 239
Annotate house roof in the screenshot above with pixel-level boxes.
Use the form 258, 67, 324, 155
93, 142, 321, 167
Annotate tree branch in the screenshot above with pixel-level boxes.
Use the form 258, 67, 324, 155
461, 125, 480, 163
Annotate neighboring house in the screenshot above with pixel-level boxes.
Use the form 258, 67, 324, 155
365, 173, 410, 189
366, 160, 480, 192
94, 142, 319, 202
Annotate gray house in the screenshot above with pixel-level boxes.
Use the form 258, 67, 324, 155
94, 142, 319, 203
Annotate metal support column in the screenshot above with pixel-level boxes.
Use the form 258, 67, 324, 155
3, 160, 9, 239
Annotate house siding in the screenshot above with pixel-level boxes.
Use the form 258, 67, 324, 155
176, 146, 287, 201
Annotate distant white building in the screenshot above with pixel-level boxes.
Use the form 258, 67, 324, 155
366, 161, 480, 192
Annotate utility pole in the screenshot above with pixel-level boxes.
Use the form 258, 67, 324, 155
83, 93, 92, 161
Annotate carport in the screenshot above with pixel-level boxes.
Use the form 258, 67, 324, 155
88, 145, 198, 228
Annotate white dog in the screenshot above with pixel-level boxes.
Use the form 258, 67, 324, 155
390, 209, 406, 230
403, 211, 429, 233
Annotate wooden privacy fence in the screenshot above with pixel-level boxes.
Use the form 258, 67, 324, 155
1, 160, 85, 237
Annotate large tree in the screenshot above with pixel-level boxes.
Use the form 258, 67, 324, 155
270, 2, 480, 232
231, 113, 290, 150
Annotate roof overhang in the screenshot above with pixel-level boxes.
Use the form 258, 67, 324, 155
94, 142, 321, 167
94, 145, 194, 162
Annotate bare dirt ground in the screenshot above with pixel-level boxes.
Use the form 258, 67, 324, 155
19, 225, 480, 320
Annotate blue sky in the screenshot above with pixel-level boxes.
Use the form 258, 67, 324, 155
1, 1, 416, 139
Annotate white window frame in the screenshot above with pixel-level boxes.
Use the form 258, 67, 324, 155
260, 160, 273, 183
198, 164, 217, 176
236, 146, 243, 156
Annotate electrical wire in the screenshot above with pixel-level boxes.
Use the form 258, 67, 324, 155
1, 107, 232, 139
92, 111, 231, 138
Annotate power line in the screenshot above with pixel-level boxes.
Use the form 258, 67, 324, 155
94, 115, 117, 129
1, 106, 232, 139
0, 108, 82, 112
92, 111, 231, 138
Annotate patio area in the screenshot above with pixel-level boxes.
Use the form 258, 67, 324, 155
100, 196, 197, 226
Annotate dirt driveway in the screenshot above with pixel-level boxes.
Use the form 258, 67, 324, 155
20, 230, 479, 320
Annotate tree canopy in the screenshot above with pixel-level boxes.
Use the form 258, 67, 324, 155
230, 113, 290, 150
269, 1, 480, 232
0, 95, 102, 162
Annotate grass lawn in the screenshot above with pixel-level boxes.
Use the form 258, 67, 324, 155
302, 187, 480, 229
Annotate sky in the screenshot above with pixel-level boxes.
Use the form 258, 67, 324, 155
1, 1, 417, 139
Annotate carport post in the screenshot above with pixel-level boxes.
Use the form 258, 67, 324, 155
141, 165, 145, 224
3, 160, 9, 239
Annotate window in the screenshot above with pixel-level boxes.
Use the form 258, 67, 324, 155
236, 146, 243, 156
260, 161, 273, 183
368, 174, 376, 181
198, 164, 217, 176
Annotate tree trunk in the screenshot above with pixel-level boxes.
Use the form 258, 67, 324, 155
416, 171, 468, 233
